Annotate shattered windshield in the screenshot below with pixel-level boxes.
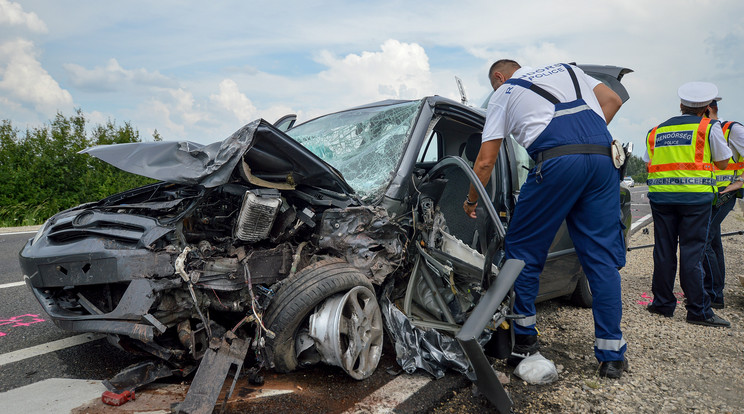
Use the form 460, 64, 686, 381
287, 100, 422, 201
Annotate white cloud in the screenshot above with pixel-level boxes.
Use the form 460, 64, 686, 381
85, 110, 112, 128
516, 43, 572, 68
64, 58, 176, 92
316, 39, 434, 103
0, 38, 73, 115
208, 78, 299, 127
0, 0, 47, 33
167, 88, 208, 126
139, 98, 187, 137
210, 79, 257, 124
6, 0, 744, 153
130, 88, 213, 141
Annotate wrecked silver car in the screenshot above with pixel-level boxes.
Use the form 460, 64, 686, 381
19, 66, 631, 413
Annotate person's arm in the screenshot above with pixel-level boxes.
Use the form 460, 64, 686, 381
593, 83, 623, 125
721, 178, 743, 194
727, 123, 744, 159
714, 159, 731, 170
721, 123, 744, 193
709, 122, 733, 170
463, 139, 502, 218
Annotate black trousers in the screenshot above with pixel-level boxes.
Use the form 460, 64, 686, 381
703, 193, 736, 304
649, 201, 713, 320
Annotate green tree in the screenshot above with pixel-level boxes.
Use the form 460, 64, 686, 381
625, 154, 647, 184
0, 110, 155, 226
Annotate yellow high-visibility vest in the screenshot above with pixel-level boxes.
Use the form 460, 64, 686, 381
646, 116, 715, 195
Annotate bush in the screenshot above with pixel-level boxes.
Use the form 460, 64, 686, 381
0, 110, 156, 227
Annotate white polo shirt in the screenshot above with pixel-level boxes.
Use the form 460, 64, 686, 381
725, 121, 744, 162
482, 63, 604, 148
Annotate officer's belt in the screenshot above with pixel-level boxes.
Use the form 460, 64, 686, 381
534, 144, 612, 164
533, 144, 611, 182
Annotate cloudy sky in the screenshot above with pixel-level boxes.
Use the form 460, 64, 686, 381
2, 0, 743, 153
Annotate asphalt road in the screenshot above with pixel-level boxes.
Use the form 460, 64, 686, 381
628, 184, 651, 227
0, 187, 652, 413
0, 228, 465, 413
0, 232, 144, 398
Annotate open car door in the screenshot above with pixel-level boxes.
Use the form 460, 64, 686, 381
395, 154, 524, 413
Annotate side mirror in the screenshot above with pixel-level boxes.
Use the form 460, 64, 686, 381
273, 114, 297, 132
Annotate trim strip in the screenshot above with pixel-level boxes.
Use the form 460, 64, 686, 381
647, 177, 716, 186
595, 337, 627, 352
695, 118, 711, 163
648, 162, 714, 172
553, 104, 592, 118
514, 315, 537, 327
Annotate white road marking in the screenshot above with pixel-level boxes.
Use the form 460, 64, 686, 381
0, 281, 25, 289
0, 377, 296, 414
0, 378, 106, 414
0, 333, 105, 367
342, 373, 431, 414
631, 213, 653, 233
247, 389, 295, 399
0, 230, 38, 236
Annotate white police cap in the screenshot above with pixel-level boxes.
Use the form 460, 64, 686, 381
678, 82, 719, 107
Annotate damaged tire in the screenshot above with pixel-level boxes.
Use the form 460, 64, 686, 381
264, 259, 381, 377
570, 270, 592, 308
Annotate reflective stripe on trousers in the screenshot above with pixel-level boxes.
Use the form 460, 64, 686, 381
595, 337, 627, 352
514, 315, 537, 327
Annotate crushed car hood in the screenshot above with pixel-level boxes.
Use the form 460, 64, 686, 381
81, 119, 355, 195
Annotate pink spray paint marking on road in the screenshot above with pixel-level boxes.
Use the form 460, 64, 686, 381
0, 314, 46, 337
637, 292, 684, 306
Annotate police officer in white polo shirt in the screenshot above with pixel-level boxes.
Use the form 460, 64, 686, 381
643, 82, 731, 328
463, 60, 628, 379
701, 95, 744, 309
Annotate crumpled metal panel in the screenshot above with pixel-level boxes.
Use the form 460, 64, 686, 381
380, 286, 489, 379
176, 333, 251, 414
81, 122, 259, 188
103, 360, 178, 394
317, 206, 406, 284
81, 119, 354, 195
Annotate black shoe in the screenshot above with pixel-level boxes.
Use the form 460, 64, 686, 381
711, 302, 724, 310
598, 359, 629, 379
507, 334, 539, 367
647, 304, 673, 318
686, 314, 731, 328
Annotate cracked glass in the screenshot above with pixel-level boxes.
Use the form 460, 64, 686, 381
287, 100, 422, 200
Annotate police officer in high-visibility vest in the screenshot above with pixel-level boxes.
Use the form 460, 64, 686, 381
644, 82, 732, 328
703, 96, 744, 309
464, 60, 628, 379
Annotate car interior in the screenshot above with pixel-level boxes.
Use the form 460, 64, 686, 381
397, 113, 515, 333
415, 115, 510, 250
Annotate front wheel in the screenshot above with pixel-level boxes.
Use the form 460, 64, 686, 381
263, 259, 382, 379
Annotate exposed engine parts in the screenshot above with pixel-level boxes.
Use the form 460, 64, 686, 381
234, 189, 282, 242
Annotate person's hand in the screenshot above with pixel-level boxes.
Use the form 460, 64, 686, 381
463, 200, 477, 218
721, 180, 743, 193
